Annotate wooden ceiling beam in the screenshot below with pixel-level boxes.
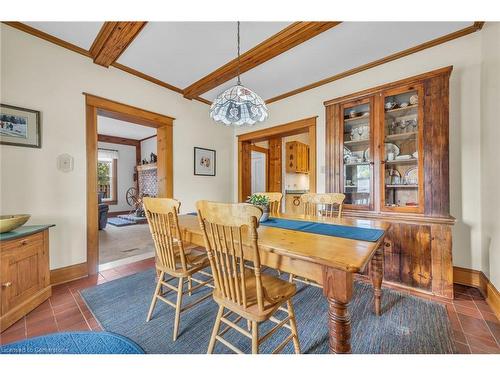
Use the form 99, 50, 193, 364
182, 22, 341, 99
97, 134, 140, 147
90, 22, 147, 67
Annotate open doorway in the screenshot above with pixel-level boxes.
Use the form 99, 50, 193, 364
85, 93, 174, 276
238, 117, 317, 212
97, 116, 158, 270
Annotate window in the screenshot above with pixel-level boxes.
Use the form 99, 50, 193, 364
98, 149, 118, 205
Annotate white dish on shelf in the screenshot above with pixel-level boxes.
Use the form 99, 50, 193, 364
384, 143, 400, 160
412, 151, 418, 159
395, 154, 411, 160
404, 167, 418, 185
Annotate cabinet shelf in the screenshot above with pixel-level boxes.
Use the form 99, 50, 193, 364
344, 139, 370, 146
345, 162, 371, 166
386, 184, 418, 188
385, 104, 418, 115
384, 159, 418, 165
385, 132, 418, 141
343, 113, 369, 123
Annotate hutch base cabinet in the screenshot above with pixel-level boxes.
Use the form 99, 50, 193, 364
325, 67, 454, 299
0, 225, 53, 332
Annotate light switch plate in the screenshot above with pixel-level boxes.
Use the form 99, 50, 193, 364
57, 153, 74, 173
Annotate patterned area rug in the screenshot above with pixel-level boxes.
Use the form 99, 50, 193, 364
81, 269, 456, 354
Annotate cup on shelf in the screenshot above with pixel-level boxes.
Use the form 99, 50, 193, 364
387, 152, 395, 161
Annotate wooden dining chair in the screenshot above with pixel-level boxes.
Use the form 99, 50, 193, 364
196, 200, 301, 354
289, 193, 346, 286
143, 197, 213, 341
254, 192, 283, 215
301, 192, 346, 218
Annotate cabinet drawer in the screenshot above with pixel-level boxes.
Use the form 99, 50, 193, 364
1, 232, 44, 252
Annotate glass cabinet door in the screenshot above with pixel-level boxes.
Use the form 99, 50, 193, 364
381, 84, 424, 213
341, 98, 373, 210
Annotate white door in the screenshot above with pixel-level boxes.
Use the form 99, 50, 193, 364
251, 151, 266, 194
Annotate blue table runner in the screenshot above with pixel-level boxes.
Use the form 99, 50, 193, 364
260, 218, 384, 242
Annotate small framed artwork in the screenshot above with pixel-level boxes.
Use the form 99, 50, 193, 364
194, 147, 216, 176
0, 104, 41, 148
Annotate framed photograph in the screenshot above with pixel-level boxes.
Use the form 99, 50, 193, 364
194, 147, 216, 176
0, 104, 41, 148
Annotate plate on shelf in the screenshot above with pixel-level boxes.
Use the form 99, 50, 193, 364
384, 143, 400, 160
404, 167, 418, 185
343, 146, 351, 161
363, 147, 370, 161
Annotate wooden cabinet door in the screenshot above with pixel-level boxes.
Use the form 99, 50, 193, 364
1, 236, 47, 313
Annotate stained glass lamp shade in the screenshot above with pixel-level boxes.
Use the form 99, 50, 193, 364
209, 84, 268, 126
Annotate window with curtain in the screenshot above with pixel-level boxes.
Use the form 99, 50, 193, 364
98, 148, 118, 204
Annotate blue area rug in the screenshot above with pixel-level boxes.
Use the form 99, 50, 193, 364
80, 269, 456, 354
0, 332, 144, 354
260, 218, 384, 242
108, 217, 136, 227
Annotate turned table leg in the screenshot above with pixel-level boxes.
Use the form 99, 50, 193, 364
323, 267, 353, 354
370, 247, 384, 316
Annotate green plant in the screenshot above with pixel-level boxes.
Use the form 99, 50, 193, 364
247, 194, 269, 206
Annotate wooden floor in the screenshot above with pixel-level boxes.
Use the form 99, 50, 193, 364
0, 257, 498, 354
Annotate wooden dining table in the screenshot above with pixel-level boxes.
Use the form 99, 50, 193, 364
177, 212, 391, 354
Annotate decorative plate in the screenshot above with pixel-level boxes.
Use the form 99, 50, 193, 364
343, 146, 351, 161
409, 95, 418, 105
363, 147, 370, 161
385, 143, 400, 160
404, 166, 418, 185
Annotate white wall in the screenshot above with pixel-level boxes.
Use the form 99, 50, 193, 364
140, 136, 157, 162
0, 24, 233, 270
480, 22, 500, 289
97, 141, 136, 213
233, 30, 485, 277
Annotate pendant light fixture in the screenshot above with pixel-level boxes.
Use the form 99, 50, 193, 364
209, 22, 269, 126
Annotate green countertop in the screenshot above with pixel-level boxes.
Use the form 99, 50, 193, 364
0, 224, 55, 241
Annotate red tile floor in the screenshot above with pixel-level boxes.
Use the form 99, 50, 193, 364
0, 257, 499, 354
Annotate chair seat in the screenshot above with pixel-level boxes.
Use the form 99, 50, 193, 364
213, 269, 296, 322
156, 246, 210, 277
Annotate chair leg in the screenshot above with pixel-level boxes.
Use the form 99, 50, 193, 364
287, 300, 301, 354
247, 319, 251, 331
172, 276, 184, 341
251, 321, 259, 354
146, 271, 164, 322
188, 276, 192, 296
288, 273, 294, 283
207, 305, 224, 354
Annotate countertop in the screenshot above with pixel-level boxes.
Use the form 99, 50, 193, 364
0, 224, 55, 241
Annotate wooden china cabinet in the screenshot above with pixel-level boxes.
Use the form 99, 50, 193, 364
325, 66, 455, 299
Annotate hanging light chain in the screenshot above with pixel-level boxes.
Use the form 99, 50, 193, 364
237, 21, 241, 85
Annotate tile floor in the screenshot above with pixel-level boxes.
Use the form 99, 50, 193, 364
1, 257, 499, 354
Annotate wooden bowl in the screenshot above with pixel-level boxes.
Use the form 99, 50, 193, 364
0, 214, 31, 233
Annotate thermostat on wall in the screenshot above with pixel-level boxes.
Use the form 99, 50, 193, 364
57, 153, 74, 173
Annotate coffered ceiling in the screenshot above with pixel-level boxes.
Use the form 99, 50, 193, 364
6, 21, 483, 105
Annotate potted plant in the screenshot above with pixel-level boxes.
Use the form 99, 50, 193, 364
247, 194, 270, 222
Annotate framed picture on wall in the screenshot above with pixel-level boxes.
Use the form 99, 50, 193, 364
194, 147, 216, 176
0, 104, 41, 148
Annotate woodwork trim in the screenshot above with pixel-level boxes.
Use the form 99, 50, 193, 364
237, 116, 317, 142
183, 22, 340, 99
267, 23, 483, 104
2, 21, 92, 58
97, 134, 140, 147
89, 22, 147, 67
86, 94, 174, 275
1, 22, 210, 106
238, 117, 317, 202
50, 262, 88, 286
250, 144, 268, 154
140, 134, 157, 142
453, 266, 500, 319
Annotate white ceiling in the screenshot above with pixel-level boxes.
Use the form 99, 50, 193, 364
25, 22, 103, 50
19, 21, 474, 102
203, 22, 472, 101
117, 22, 291, 88
97, 116, 156, 140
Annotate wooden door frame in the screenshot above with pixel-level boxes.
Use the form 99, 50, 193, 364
237, 116, 317, 202
249, 145, 269, 192
85, 93, 174, 275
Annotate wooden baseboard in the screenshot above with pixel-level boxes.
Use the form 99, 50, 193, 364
50, 262, 88, 285
453, 266, 500, 319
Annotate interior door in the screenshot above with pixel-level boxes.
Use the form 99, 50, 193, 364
268, 137, 282, 192
251, 151, 267, 194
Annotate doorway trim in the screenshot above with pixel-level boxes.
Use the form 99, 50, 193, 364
85, 93, 174, 275
237, 116, 317, 202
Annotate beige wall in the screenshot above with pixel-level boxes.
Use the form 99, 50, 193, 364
0, 24, 233, 270
480, 22, 500, 288
233, 30, 486, 278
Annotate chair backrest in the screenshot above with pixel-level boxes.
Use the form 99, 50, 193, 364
143, 197, 188, 272
196, 201, 264, 311
301, 193, 346, 218
254, 192, 283, 215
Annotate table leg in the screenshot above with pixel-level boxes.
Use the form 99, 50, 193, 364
370, 246, 384, 316
322, 267, 353, 354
